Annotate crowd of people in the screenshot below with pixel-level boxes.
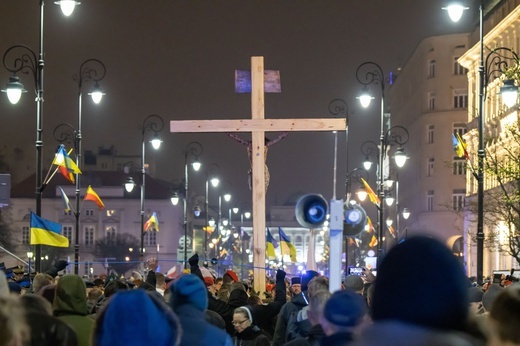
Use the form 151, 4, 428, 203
1, 236, 520, 345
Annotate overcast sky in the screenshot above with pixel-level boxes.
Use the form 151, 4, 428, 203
0, 1, 474, 214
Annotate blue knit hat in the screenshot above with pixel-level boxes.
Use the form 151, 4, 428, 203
95, 289, 180, 346
324, 290, 366, 327
172, 274, 208, 311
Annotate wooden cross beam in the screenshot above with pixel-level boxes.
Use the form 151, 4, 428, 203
170, 56, 346, 293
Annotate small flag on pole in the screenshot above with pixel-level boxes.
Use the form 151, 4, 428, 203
144, 212, 159, 232
360, 178, 380, 205
279, 227, 297, 262
266, 228, 277, 260
369, 235, 378, 247
84, 185, 105, 210
58, 186, 71, 212
30, 212, 69, 247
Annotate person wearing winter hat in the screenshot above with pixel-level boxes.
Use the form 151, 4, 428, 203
482, 283, 504, 313
351, 236, 477, 346
232, 306, 270, 345
320, 290, 366, 345
488, 284, 520, 345
289, 277, 302, 297
171, 274, 232, 346
53, 274, 95, 346
272, 270, 320, 345
344, 275, 364, 294
217, 269, 240, 302
94, 289, 181, 346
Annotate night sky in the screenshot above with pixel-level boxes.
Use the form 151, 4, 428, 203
0, 1, 473, 214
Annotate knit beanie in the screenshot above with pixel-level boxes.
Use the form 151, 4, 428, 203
324, 290, 366, 327
172, 274, 208, 311
372, 236, 468, 331
95, 290, 178, 346
301, 270, 320, 292
482, 284, 503, 311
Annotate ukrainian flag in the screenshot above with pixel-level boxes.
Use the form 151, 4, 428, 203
279, 227, 297, 262
266, 228, 278, 260
30, 212, 69, 247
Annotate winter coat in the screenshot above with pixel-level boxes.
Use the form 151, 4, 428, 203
174, 302, 232, 346
272, 291, 309, 346
284, 324, 326, 346
25, 311, 79, 346
232, 325, 271, 346
350, 321, 477, 346
53, 274, 95, 346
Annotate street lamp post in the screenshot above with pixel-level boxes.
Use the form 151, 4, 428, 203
72, 59, 105, 274
53, 59, 107, 275
1, 1, 78, 272
183, 141, 203, 268
445, 2, 520, 283
139, 115, 164, 262
205, 163, 220, 256
357, 87, 409, 268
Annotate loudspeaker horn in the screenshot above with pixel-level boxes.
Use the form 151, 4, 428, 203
343, 204, 367, 237
295, 194, 329, 229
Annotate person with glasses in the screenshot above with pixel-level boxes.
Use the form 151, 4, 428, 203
232, 306, 270, 345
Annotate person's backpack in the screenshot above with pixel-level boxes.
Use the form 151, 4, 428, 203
285, 306, 312, 342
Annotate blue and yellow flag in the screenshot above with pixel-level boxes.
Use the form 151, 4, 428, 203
30, 212, 69, 247
266, 228, 278, 260
279, 227, 297, 262
144, 212, 159, 232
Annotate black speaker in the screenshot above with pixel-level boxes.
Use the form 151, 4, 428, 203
343, 204, 367, 237
295, 194, 329, 229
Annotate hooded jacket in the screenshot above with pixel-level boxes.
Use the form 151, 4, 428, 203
171, 274, 232, 346
272, 291, 309, 346
53, 274, 95, 346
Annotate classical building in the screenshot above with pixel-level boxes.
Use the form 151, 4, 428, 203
388, 34, 469, 259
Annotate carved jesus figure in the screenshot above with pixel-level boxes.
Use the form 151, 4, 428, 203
226, 132, 288, 191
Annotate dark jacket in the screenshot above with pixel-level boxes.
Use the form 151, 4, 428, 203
319, 331, 355, 346
272, 291, 309, 346
53, 274, 95, 346
174, 304, 232, 346
232, 325, 271, 346
285, 324, 326, 346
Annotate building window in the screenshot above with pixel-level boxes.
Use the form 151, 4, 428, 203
427, 125, 434, 144
62, 226, 73, 246
453, 90, 468, 108
84, 226, 95, 247
428, 59, 436, 78
22, 226, 30, 245
84, 261, 92, 276
63, 210, 73, 216
427, 158, 434, 177
427, 190, 434, 212
85, 209, 94, 216
106, 226, 117, 244
145, 230, 157, 246
453, 157, 466, 175
452, 190, 466, 211
453, 57, 467, 75
453, 125, 467, 137
106, 209, 117, 217
428, 92, 435, 111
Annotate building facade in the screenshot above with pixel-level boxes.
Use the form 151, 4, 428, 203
388, 34, 469, 260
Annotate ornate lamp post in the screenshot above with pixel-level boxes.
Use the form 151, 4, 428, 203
1, 0, 79, 272
205, 163, 220, 255
134, 115, 164, 261
445, 2, 519, 283
182, 141, 203, 268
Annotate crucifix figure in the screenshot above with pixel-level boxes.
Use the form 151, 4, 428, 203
226, 132, 288, 191
170, 56, 346, 293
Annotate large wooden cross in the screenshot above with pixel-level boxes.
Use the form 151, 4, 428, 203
170, 56, 346, 293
